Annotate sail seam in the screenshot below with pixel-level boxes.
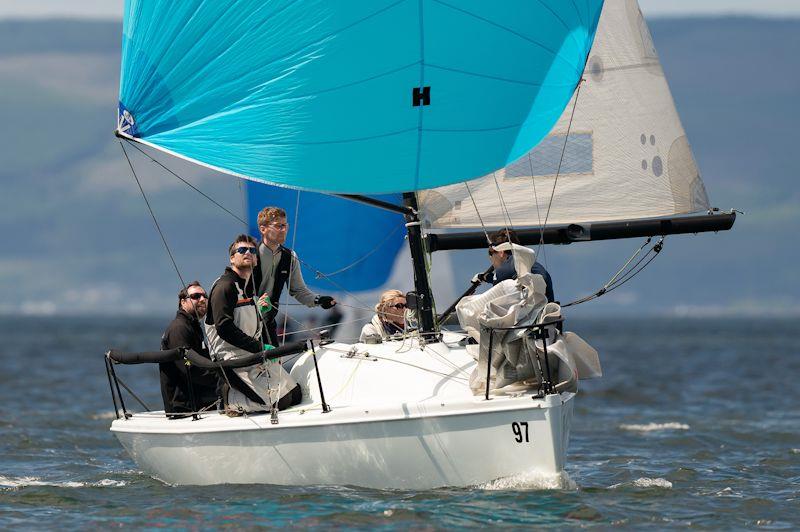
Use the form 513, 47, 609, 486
166, 0, 410, 118
426, 63, 577, 88
414, 0, 426, 191
431, 0, 584, 76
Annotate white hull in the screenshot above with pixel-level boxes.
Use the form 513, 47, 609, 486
111, 336, 576, 488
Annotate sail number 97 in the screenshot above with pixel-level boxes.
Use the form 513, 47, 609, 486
511, 422, 529, 443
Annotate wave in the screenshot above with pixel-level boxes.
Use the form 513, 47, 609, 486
619, 422, 690, 432
90, 411, 118, 420
610, 477, 673, 489
0, 475, 126, 489
479, 470, 577, 491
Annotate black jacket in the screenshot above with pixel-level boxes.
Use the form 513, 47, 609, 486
205, 267, 262, 354
160, 309, 219, 416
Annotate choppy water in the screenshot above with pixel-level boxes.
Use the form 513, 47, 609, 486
1, 317, 798, 529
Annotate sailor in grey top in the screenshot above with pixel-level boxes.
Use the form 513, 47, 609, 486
255, 243, 318, 307
253, 208, 337, 344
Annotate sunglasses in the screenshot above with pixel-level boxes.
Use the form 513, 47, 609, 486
389, 302, 406, 309
186, 293, 207, 300
235, 246, 258, 255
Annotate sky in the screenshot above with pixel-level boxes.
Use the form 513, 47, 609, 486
0, 0, 799, 19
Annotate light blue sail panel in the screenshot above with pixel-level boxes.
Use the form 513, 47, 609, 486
119, 0, 603, 194
246, 183, 405, 292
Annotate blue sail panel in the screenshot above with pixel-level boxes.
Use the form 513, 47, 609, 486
246, 184, 406, 292
119, 0, 603, 194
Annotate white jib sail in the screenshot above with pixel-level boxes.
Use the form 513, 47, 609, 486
417, 0, 711, 229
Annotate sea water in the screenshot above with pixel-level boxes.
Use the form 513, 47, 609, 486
0, 317, 798, 529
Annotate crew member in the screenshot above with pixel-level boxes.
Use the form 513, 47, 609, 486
359, 289, 407, 342
478, 228, 555, 302
205, 234, 301, 415
160, 281, 219, 418
253, 206, 337, 345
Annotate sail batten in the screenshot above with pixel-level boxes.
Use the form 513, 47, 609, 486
118, 0, 604, 194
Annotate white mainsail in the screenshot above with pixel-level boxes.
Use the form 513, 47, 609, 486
417, 0, 711, 229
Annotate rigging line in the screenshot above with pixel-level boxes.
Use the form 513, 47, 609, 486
281, 190, 303, 347
113, 374, 152, 412
536, 78, 585, 261
319, 223, 405, 278
584, 247, 664, 301
293, 254, 373, 311
120, 141, 187, 290
562, 238, 665, 307
464, 182, 491, 244
123, 138, 247, 225
492, 172, 516, 232
279, 317, 373, 338
603, 239, 665, 292
122, 141, 238, 373
526, 151, 549, 269
604, 237, 652, 289
564, 246, 659, 307
491, 172, 521, 265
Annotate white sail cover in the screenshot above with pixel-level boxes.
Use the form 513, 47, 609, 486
417, 0, 711, 229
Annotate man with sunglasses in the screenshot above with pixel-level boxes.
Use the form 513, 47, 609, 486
205, 234, 301, 414
479, 228, 555, 303
160, 281, 219, 418
253, 206, 337, 345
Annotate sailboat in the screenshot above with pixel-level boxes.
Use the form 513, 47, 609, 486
107, 0, 735, 489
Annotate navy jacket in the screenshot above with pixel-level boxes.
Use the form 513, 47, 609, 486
492, 256, 556, 303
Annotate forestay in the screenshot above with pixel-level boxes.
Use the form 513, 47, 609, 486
118, 0, 603, 194
417, 0, 711, 228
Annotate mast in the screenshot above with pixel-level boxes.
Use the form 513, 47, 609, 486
333, 193, 438, 338
402, 193, 437, 338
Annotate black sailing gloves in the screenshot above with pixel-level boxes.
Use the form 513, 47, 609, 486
315, 295, 336, 309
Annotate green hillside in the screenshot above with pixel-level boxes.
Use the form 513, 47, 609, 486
0, 17, 797, 317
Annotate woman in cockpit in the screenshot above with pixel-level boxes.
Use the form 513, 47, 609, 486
359, 289, 407, 342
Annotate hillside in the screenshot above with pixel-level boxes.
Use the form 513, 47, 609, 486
0, 17, 797, 317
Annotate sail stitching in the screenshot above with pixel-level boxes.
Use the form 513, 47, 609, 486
431, 0, 584, 76
425, 63, 577, 87
413, 0, 426, 191
167, 0, 408, 119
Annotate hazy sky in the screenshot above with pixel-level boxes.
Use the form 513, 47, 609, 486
0, 0, 799, 19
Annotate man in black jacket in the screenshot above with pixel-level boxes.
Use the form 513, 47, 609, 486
160, 281, 219, 417
205, 234, 301, 414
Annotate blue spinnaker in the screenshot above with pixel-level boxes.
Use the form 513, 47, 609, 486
119, 0, 603, 194
246, 185, 405, 292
